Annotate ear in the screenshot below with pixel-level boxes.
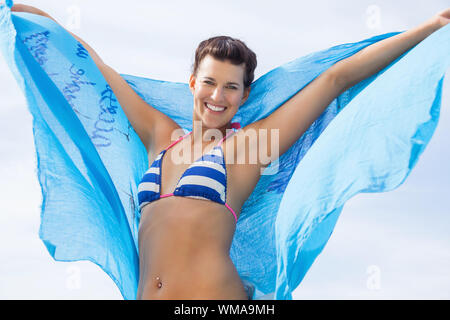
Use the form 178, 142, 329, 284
241, 86, 251, 105
189, 74, 196, 94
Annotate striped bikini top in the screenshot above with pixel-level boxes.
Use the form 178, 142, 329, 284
137, 122, 241, 223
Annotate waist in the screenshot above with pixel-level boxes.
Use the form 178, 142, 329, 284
137, 251, 247, 299
138, 200, 245, 299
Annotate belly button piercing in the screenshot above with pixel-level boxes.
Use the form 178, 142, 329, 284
155, 276, 162, 288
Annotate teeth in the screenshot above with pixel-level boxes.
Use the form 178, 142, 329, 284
206, 103, 225, 112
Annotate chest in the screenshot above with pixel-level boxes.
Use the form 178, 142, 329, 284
148, 139, 263, 213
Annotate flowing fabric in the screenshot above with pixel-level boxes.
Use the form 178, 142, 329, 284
1, 1, 449, 300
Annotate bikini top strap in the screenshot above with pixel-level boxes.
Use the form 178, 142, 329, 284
165, 131, 192, 150
218, 122, 241, 147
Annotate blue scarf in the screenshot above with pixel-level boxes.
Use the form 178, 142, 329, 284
1, 1, 449, 299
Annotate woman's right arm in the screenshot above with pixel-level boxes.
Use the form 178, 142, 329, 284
11, 4, 178, 153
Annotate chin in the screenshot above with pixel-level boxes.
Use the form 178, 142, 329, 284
200, 115, 222, 128
202, 119, 223, 130
197, 110, 232, 129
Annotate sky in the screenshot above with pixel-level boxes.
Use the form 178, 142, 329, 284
0, 0, 449, 299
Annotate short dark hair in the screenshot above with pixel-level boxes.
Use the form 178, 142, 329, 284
191, 36, 257, 89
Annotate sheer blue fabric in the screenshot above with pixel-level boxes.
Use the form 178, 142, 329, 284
1, 1, 449, 299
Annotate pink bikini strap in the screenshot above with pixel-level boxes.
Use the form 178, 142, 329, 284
221, 122, 241, 223
218, 122, 241, 147
165, 131, 192, 150
225, 203, 238, 223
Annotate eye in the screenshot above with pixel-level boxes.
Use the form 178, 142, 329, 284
227, 86, 238, 90
204, 80, 214, 85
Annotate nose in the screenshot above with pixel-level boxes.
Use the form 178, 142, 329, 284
211, 86, 225, 101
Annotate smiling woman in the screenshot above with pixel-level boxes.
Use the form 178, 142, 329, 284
0, 0, 450, 301
134, 37, 256, 299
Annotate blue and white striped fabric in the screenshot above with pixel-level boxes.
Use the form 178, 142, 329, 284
175, 147, 228, 203
137, 158, 162, 211
138, 128, 237, 213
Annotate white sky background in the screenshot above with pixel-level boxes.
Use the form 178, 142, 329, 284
0, 0, 449, 299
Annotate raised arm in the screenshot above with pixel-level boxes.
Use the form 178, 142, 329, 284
11, 3, 179, 154
249, 7, 449, 167
336, 8, 449, 91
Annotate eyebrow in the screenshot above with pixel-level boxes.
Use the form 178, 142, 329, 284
202, 77, 240, 87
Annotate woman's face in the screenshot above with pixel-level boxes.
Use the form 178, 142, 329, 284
189, 54, 250, 129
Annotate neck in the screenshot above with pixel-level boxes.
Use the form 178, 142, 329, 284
190, 120, 233, 146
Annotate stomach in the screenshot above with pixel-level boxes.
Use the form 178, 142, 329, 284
136, 196, 248, 300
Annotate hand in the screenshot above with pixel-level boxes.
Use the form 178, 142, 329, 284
431, 7, 450, 29
10, 3, 56, 22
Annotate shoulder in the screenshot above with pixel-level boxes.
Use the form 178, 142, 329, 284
222, 120, 264, 165
225, 120, 263, 150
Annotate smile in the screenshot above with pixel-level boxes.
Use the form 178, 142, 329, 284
205, 102, 227, 113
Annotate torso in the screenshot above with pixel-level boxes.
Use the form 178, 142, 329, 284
137, 122, 263, 299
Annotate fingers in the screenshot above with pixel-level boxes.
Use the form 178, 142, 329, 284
438, 8, 450, 18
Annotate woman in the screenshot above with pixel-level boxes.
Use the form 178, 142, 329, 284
9, 3, 450, 299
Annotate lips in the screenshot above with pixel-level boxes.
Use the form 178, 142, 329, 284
204, 102, 227, 113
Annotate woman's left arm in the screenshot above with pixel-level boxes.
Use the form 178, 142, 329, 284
336, 8, 450, 91
246, 8, 449, 169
